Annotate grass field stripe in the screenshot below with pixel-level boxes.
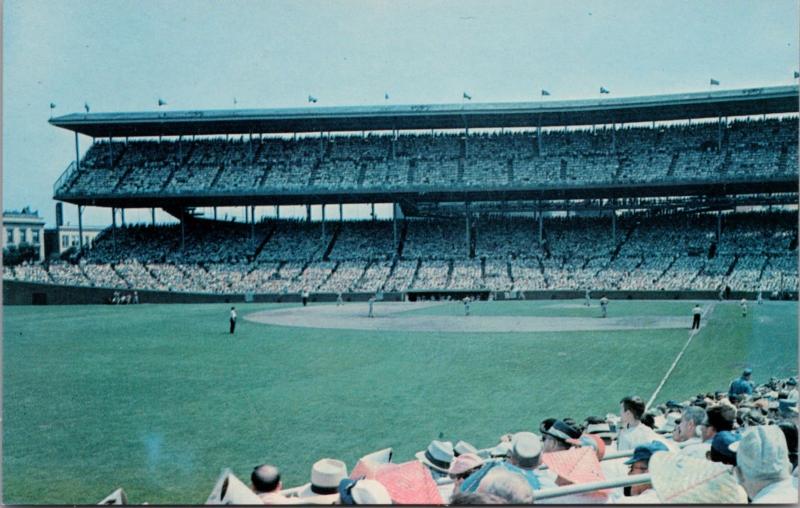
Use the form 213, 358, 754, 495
645, 303, 717, 411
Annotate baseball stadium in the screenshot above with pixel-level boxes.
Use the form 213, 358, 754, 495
3, 84, 799, 504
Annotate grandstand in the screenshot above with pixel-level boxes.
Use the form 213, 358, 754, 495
4, 86, 799, 303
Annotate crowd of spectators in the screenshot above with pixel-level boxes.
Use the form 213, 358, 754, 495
58, 117, 797, 197
6, 210, 797, 294
124, 372, 798, 504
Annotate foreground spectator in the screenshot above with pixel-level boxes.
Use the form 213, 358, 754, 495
541, 419, 581, 453
478, 467, 534, 504
615, 441, 669, 504
648, 452, 748, 503
337, 478, 392, 505
250, 464, 294, 505
703, 403, 736, 443
733, 425, 797, 503
708, 431, 741, 466
296, 458, 347, 503
617, 396, 666, 451
673, 405, 708, 458
416, 440, 454, 480
447, 453, 484, 499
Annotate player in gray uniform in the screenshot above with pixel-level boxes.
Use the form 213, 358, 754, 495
600, 295, 609, 318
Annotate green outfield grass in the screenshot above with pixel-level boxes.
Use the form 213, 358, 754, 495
3, 300, 797, 504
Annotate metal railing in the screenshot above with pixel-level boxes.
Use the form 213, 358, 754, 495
53, 161, 77, 194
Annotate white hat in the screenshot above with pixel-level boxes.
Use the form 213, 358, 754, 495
511, 432, 543, 468
735, 425, 792, 481
649, 452, 748, 503
415, 440, 454, 473
299, 458, 348, 498
350, 479, 392, 505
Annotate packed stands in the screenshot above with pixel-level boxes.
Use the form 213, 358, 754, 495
8, 210, 797, 295
57, 118, 798, 198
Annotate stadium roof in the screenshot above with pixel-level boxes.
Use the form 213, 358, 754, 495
50, 86, 799, 138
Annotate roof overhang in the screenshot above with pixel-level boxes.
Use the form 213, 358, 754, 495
50, 86, 799, 138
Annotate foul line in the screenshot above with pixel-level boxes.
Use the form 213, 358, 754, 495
645, 302, 717, 411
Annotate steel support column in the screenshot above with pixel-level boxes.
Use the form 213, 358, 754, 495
78, 205, 84, 252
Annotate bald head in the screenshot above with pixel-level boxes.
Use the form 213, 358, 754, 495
252, 464, 281, 494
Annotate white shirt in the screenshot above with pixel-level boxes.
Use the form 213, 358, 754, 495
230, 309, 237, 319
610, 488, 661, 504
693, 306, 702, 316
616, 423, 671, 452
751, 477, 798, 504
677, 437, 710, 459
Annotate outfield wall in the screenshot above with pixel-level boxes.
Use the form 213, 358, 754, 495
4, 280, 796, 305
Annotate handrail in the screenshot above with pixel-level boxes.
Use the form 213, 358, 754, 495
53, 161, 77, 194
534, 473, 651, 500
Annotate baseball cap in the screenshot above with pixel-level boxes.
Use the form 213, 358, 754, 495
624, 441, 669, 465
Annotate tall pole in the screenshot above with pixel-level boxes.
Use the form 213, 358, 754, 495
717, 116, 723, 152
276, 205, 280, 220
111, 207, 117, 257
392, 202, 398, 250
74, 132, 81, 170
78, 205, 84, 253
465, 202, 471, 258
611, 209, 617, 243
717, 210, 722, 243
321, 205, 326, 244
108, 137, 113, 167
121, 208, 126, 226
151, 207, 156, 226
339, 203, 343, 222
538, 206, 544, 245
213, 206, 217, 220
251, 205, 256, 246
181, 208, 186, 253
371, 203, 376, 221
306, 204, 311, 223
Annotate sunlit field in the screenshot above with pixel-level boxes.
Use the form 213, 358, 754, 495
3, 299, 796, 504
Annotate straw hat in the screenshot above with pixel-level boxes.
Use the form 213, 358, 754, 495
415, 440, 454, 473
298, 458, 348, 499
649, 452, 748, 503
448, 452, 484, 477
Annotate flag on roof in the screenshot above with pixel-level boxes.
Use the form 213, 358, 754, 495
794, 71, 799, 79
541, 89, 550, 96
84, 102, 90, 113
710, 78, 720, 86
49, 102, 56, 109
308, 95, 318, 103
385, 92, 389, 100
157, 98, 167, 107
600, 87, 610, 94
463, 92, 472, 100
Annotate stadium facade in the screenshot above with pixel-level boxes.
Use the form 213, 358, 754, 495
3, 86, 798, 304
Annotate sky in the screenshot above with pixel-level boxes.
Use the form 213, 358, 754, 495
3, 0, 798, 228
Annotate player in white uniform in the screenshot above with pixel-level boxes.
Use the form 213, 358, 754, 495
585, 288, 591, 307
757, 290, 763, 305
336, 292, 343, 306
368, 296, 375, 318
740, 298, 748, 317
600, 296, 609, 318
462, 296, 471, 316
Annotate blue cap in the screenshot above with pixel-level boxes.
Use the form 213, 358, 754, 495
624, 441, 669, 465
711, 431, 741, 463
743, 368, 753, 376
